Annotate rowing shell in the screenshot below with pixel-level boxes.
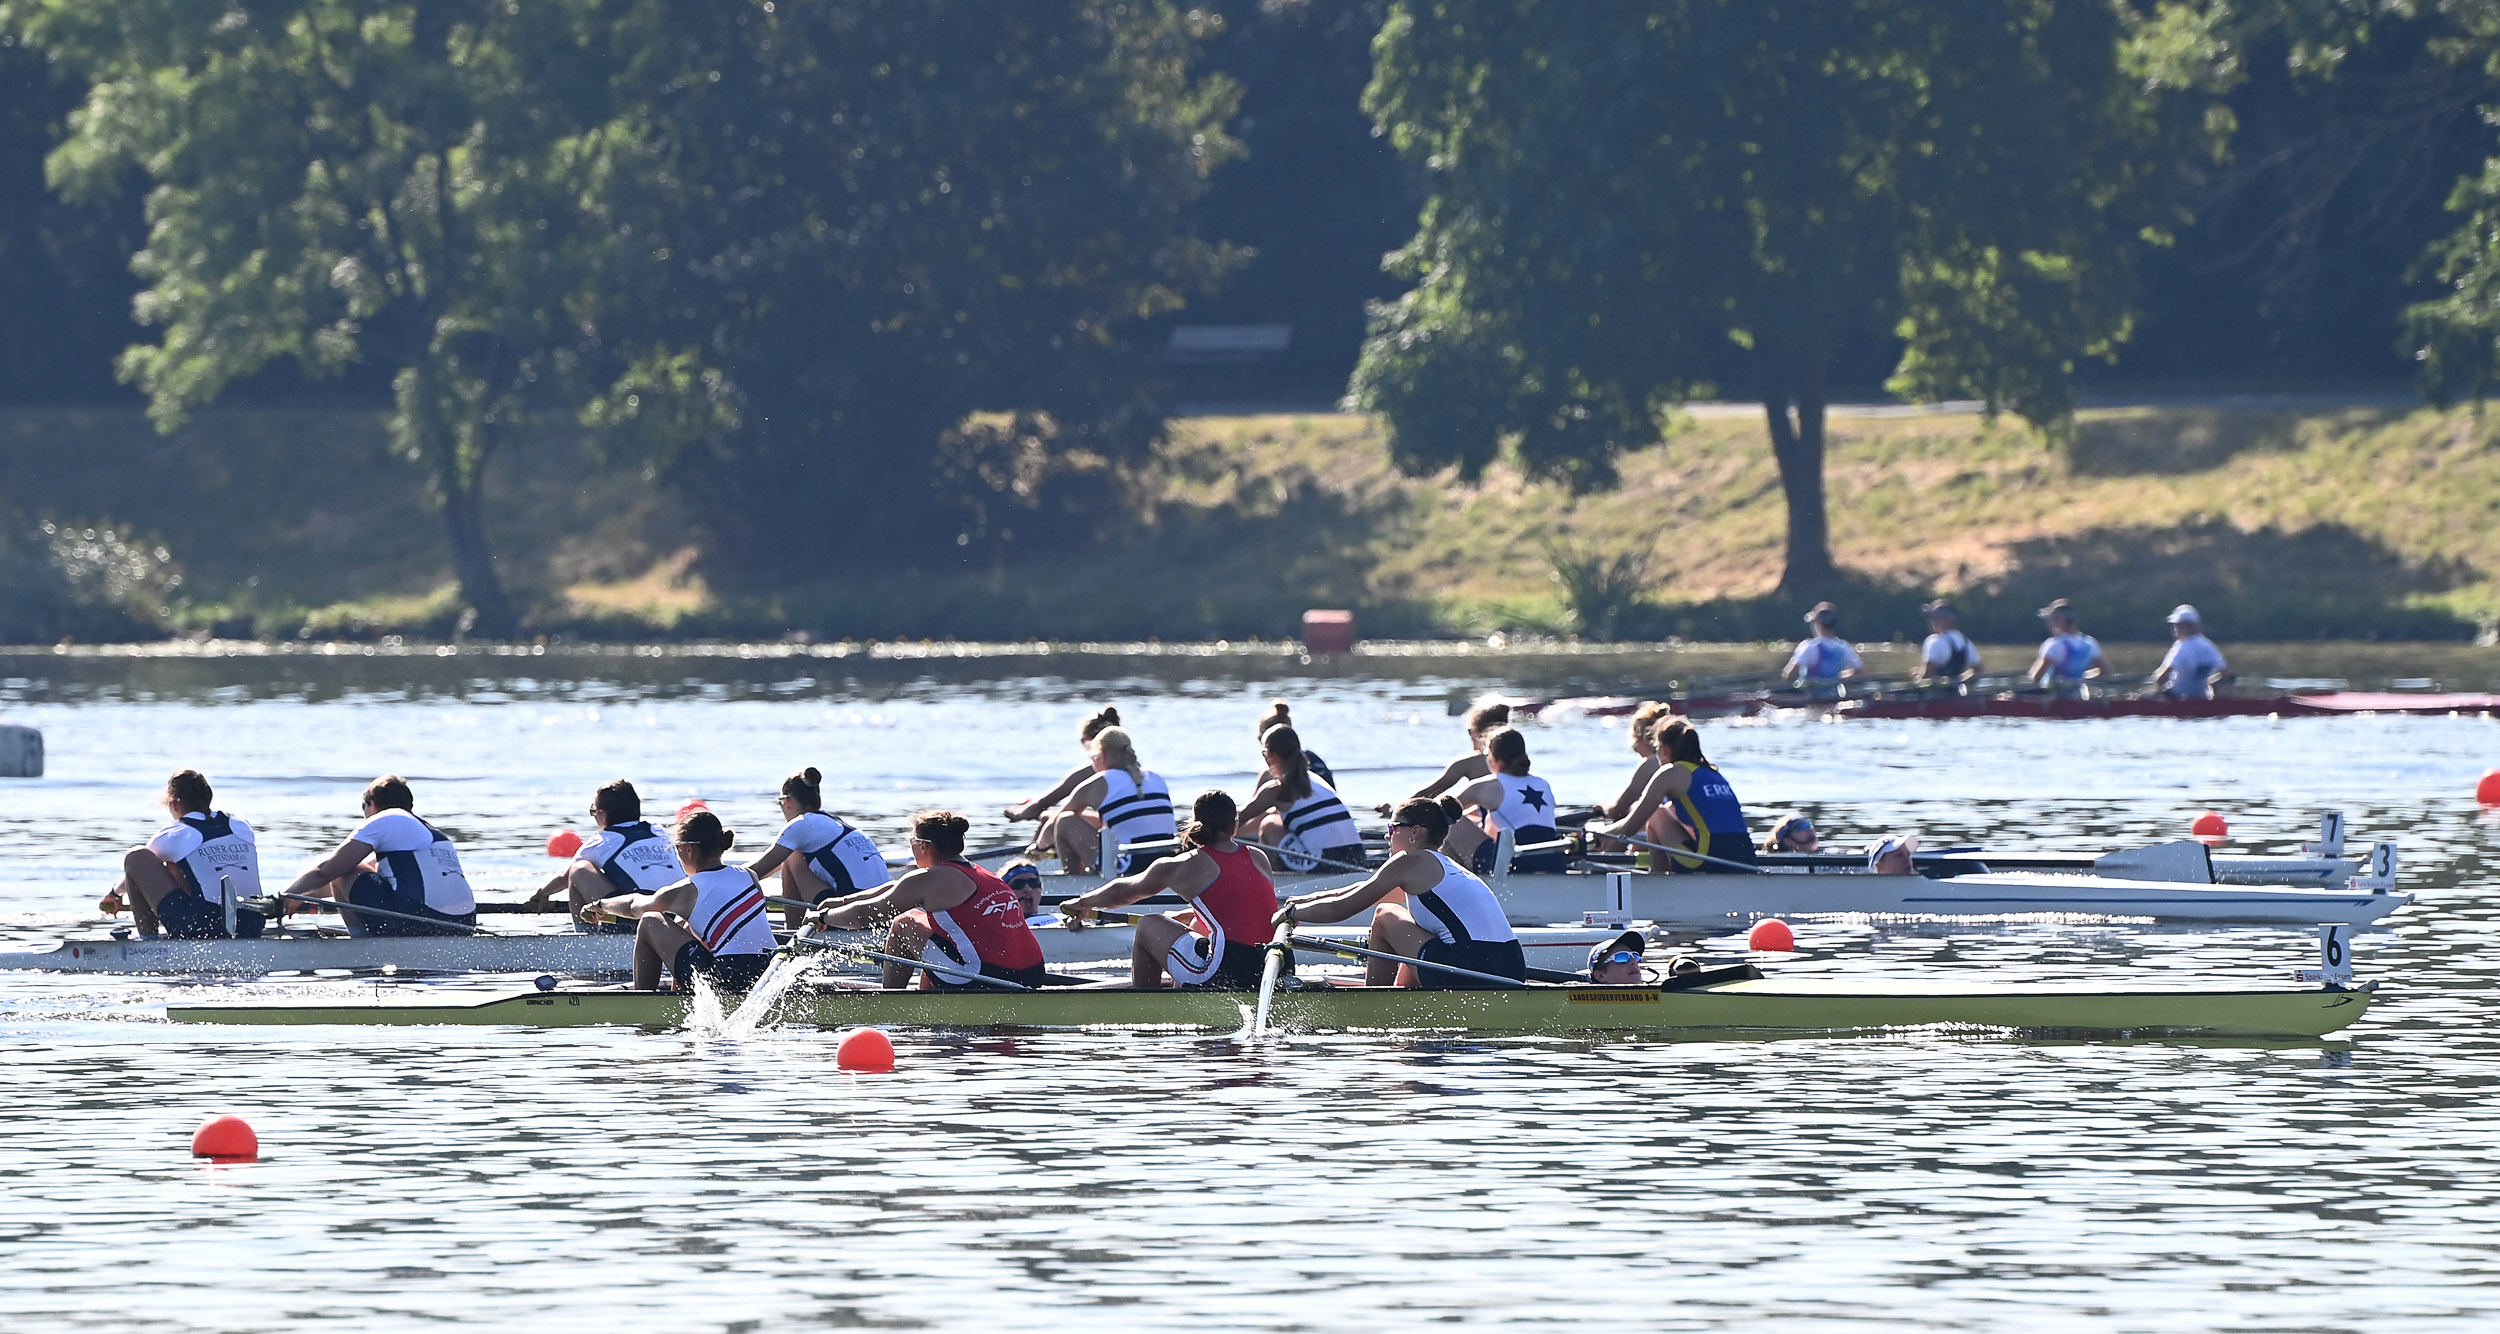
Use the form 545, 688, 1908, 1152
0, 921, 1623, 977
162, 975, 2374, 1039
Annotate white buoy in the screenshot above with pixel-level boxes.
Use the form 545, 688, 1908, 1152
0, 725, 41, 778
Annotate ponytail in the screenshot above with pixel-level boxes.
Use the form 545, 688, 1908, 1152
1185, 790, 1238, 849
1092, 727, 1145, 785
1263, 725, 1312, 802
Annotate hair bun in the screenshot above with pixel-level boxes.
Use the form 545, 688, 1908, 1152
802, 766, 822, 785
1097, 706, 1120, 725
943, 813, 969, 836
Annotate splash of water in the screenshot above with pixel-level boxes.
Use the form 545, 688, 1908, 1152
718, 952, 827, 1038
684, 971, 730, 1036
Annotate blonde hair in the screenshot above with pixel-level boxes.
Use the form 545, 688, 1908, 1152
1092, 727, 1145, 785
1628, 701, 1670, 753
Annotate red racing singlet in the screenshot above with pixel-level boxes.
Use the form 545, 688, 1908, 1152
1189, 844, 1277, 947
926, 860, 1044, 971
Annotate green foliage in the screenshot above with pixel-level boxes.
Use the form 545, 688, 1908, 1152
0, 514, 183, 639
1542, 538, 1652, 642
1350, 0, 2210, 587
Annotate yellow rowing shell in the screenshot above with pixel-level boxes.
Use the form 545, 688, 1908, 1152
164, 977, 2373, 1038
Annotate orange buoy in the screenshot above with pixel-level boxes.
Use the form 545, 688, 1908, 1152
545, 828, 584, 859
1747, 919, 1795, 952
2478, 770, 2500, 806
2190, 811, 2228, 838
191, 1115, 258, 1161
676, 798, 710, 821
837, 1028, 896, 1072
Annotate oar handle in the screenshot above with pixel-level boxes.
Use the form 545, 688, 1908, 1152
273, 891, 489, 936
1584, 830, 1761, 875
782, 929, 1036, 991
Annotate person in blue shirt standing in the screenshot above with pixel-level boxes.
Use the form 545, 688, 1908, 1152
1782, 602, 1863, 697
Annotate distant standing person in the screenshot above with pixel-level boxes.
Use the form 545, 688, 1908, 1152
2027, 599, 2106, 696
1783, 602, 1863, 696
1913, 600, 1981, 687
2153, 605, 2230, 699
99, 768, 265, 940
277, 774, 476, 936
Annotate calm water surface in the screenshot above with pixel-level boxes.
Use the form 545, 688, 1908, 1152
3, 645, 2498, 1331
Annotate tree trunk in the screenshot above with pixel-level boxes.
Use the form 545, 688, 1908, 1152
1759, 347, 1836, 594
400, 360, 520, 639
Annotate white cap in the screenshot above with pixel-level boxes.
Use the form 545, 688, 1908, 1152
2166, 604, 2201, 625
1865, 832, 1920, 868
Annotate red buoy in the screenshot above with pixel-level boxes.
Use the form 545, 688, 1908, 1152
2478, 770, 2500, 806
1747, 919, 1795, 952
191, 1115, 258, 1161
837, 1028, 896, 1072
545, 828, 584, 859
2190, 811, 2228, 838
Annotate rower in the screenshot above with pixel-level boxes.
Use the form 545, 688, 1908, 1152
1598, 718, 1758, 872
1913, 599, 1980, 688
1236, 724, 1367, 872
1578, 700, 1689, 853
1255, 699, 1337, 787
1768, 813, 1819, 854
580, 810, 775, 994
524, 779, 681, 931
1377, 700, 1511, 816
811, 810, 1048, 990
1587, 929, 1646, 984
276, 774, 476, 936
2153, 604, 2230, 700
1034, 726, 1175, 876
1002, 705, 1124, 864
99, 769, 265, 941
1865, 832, 1918, 876
1437, 727, 1567, 875
1782, 602, 1863, 697
1272, 798, 1525, 988
744, 766, 893, 931
1062, 789, 1282, 989
2027, 598, 2106, 696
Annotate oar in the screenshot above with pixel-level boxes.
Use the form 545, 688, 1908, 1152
1281, 932, 1529, 989
1236, 838, 1372, 876
267, 892, 497, 936
883, 843, 1028, 869
1579, 830, 1763, 875
779, 931, 1036, 992
1251, 943, 1286, 1035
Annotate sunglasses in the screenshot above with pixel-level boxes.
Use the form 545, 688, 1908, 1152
1594, 950, 1642, 967
1390, 821, 1425, 832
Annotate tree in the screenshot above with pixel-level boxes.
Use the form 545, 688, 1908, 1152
586, 0, 1242, 584
13, 0, 643, 636
1350, 0, 2213, 591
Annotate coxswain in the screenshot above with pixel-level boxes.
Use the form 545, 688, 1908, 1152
276, 774, 477, 936
1913, 599, 1980, 687
1435, 726, 1567, 875
524, 779, 682, 931
1003, 705, 1125, 864
1254, 700, 1337, 787
1034, 726, 1176, 876
98, 768, 265, 940
1768, 813, 1819, 854
1062, 790, 1281, 989
1235, 723, 1367, 872
580, 809, 776, 994
2027, 598, 2106, 696
1587, 929, 1647, 984
811, 810, 1048, 990
1598, 718, 1758, 872
999, 860, 1047, 919
2153, 604, 2231, 699
1864, 832, 1918, 876
1272, 798, 1526, 988
1782, 602, 1863, 696
1377, 700, 1511, 815
744, 766, 893, 931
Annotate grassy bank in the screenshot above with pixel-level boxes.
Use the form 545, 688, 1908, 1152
4, 402, 2497, 642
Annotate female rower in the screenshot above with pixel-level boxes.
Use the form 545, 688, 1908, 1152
812, 810, 1047, 990
1598, 719, 1758, 873
1783, 602, 1864, 697
1034, 726, 1175, 876
524, 779, 682, 931
277, 775, 477, 935
1375, 700, 1511, 816
99, 768, 265, 940
1254, 700, 1336, 787
1003, 705, 1124, 861
2027, 598, 2106, 696
744, 767, 892, 931
580, 810, 775, 994
1435, 727, 1567, 875
1273, 798, 1525, 988
1235, 724, 1367, 872
1062, 790, 1281, 989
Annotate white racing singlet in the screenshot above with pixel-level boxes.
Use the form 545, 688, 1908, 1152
1097, 768, 1176, 849
683, 866, 774, 956
1481, 773, 1560, 840
1411, 853, 1519, 946
775, 811, 893, 896
355, 808, 476, 915
583, 820, 682, 894
149, 812, 262, 904
1274, 772, 1363, 870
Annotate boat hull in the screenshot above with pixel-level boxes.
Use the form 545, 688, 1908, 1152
162, 978, 2374, 1039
